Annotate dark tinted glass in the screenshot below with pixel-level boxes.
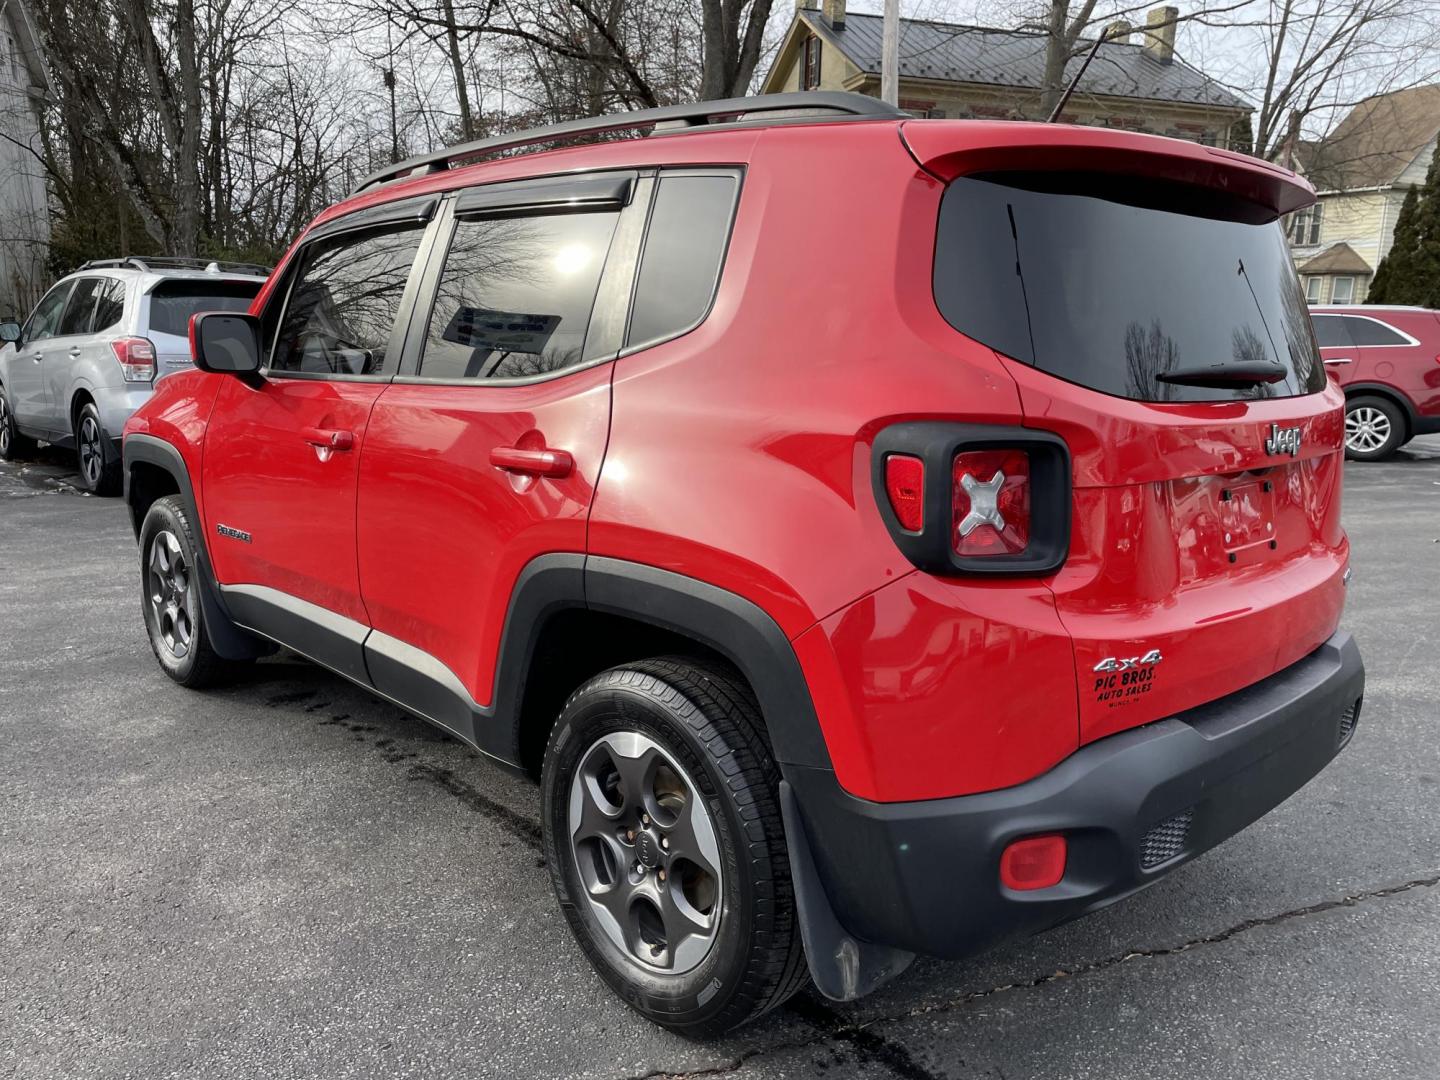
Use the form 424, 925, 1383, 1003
934, 173, 1326, 402
24, 282, 72, 342
420, 211, 618, 380
272, 226, 423, 375
1345, 317, 1408, 346
628, 175, 737, 348
59, 278, 103, 336
92, 278, 126, 333
1310, 315, 1352, 348
149, 280, 262, 338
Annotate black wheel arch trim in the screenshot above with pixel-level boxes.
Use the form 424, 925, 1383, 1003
123, 433, 273, 661
1343, 383, 1419, 431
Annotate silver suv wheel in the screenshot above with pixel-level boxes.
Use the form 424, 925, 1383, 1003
1345, 405, 1391, 454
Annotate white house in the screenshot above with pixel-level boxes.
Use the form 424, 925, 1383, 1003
0, 0, 50, 322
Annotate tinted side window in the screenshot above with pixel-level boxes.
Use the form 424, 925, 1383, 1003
1310, 315, 1352, 348
1344, 317, 1408, 346
59, 278, 103, 336
148, 280, 260, 337
23, 282, 73, 343
419, 210, 619, 380
271, 226, 424, 376
92, 279, 126, 333
627, 174, 738, 348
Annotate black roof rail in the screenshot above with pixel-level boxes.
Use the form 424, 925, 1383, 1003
76, 256, 272, 277
351, 91, 904, 195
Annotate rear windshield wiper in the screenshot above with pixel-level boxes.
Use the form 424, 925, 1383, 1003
1156, 361, 1288, 389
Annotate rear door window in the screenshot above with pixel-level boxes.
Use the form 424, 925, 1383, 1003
91, 279, 126, 333
418, 210, 620, 381
626, 173, 738, 349
271, 226, 425, 376
1311, 315, 1353, 348
148, 280, 261, 338
934, 173, 1326, 402
58, 277, 104, 336
1344, 317, 1409, 346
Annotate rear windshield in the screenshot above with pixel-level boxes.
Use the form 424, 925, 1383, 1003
147, 280, 261, 338
933, 172, 1326, 402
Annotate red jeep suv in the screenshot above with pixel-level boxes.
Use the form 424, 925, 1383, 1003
1310, 305, 1440, 460
122, 92, 1365, 1034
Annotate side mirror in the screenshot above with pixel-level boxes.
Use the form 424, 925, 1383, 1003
190, 311, 262, 376
0, 321, 20, 344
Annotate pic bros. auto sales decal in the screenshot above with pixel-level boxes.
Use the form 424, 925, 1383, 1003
1092, 649, 1163, 707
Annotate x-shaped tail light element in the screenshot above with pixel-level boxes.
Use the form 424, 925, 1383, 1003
956, 470, 1008, 537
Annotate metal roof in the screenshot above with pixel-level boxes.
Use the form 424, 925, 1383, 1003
805, 11, 1250, 112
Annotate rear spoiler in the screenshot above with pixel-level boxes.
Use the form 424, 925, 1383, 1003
900, 121, 1314, 217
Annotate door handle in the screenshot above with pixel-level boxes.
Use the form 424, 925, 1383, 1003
302, 427, 354, 461
29, 352, 41, 363
490, 445, 573, 478
1323, 357, 1354, 365
68, 347, 81, 357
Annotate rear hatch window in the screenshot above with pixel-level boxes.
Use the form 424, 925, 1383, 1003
933, 172, 1326, 403
146, 280, 261, 338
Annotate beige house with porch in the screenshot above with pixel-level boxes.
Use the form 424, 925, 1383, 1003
1288, 84, 1440, 306
761, 0, 1251, 149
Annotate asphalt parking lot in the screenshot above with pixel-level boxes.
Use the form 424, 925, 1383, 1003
2, 439, 1438, 1080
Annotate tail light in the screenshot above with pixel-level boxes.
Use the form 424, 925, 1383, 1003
872, 423, 1070, 576
111, 337, 156, 382
952, 450, 1030, 556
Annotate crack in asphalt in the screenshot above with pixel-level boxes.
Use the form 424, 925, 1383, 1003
630, 872, 1440, 1080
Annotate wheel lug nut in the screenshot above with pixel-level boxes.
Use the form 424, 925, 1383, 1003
658, 869, 666, 882
626, 829, 635, 842
641, 813, 650, 825
660, 837, 669, 850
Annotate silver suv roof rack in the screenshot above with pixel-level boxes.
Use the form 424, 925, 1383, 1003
77, 256, 272, 277
351, 91, 905, 195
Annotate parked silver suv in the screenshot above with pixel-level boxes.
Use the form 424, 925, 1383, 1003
0, 257, 268, 494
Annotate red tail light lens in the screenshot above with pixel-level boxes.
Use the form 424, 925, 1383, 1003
952, 449, 1030, 556
1000, 833, 1067, 891
884, 454, 925, 532
111, 337, 156, 382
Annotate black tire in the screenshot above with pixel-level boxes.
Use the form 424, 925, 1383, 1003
74, 401, 121, 495
542, 657, 808, 1035
1344, 395, 1406, 461
139, 495, 246, 688
0, 383, 36, 461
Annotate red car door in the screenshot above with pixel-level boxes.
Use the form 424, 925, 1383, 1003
356, 174, 643, 744
202, 214, 434, 673
1310, 312, 1358, 386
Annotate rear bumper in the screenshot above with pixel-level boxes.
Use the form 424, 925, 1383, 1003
786, 630, 1364, 962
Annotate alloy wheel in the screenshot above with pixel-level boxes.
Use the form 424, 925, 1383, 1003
147, 530, 193, 660
568, 731, 723, 975
78, 413, 105, 487
1345, 406, 1392, 454
0, 393, 11, 456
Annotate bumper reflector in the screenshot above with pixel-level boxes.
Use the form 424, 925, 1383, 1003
1000, 833, 1067, 891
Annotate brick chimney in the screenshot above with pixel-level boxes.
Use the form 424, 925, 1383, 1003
795, 0, 818, 11
1104, 19, 1132, 44
822, 0, 845, 28
1143, 6, 1178, 63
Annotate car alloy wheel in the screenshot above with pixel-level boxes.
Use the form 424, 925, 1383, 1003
147, 529, 194, 660
1344, 405, 1392, 455
567, 731, 723, 975
78, 412, 106, 489
0, 392, 11, 456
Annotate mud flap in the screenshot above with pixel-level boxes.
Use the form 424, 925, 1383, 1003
779, 779, 914, 1001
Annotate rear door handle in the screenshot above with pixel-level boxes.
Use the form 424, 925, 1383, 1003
302, 427, 354, 461
490, 445, 573, 478
68, 347, 81, 357
1323, 357, 1354, 365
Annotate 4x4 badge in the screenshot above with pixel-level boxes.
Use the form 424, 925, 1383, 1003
1093, 649, 1162, 674
1265, 423, 1301, 457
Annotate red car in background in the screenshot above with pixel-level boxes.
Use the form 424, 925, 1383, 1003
1311, 305, 1440, 460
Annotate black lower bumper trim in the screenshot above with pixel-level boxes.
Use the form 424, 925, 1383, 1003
785, 630, 1364, 962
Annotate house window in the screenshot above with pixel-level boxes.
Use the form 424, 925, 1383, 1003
1331, 276, 1355, 305
1304, 276, 1323, 304
1289, 202, 1323, 246
802, 36, 821, 90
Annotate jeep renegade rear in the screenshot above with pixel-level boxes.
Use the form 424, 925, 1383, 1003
122, 92, 1364, 1034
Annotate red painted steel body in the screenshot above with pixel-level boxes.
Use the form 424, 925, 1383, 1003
127, 115, 1348, 806
1312, 305, 1440, 420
